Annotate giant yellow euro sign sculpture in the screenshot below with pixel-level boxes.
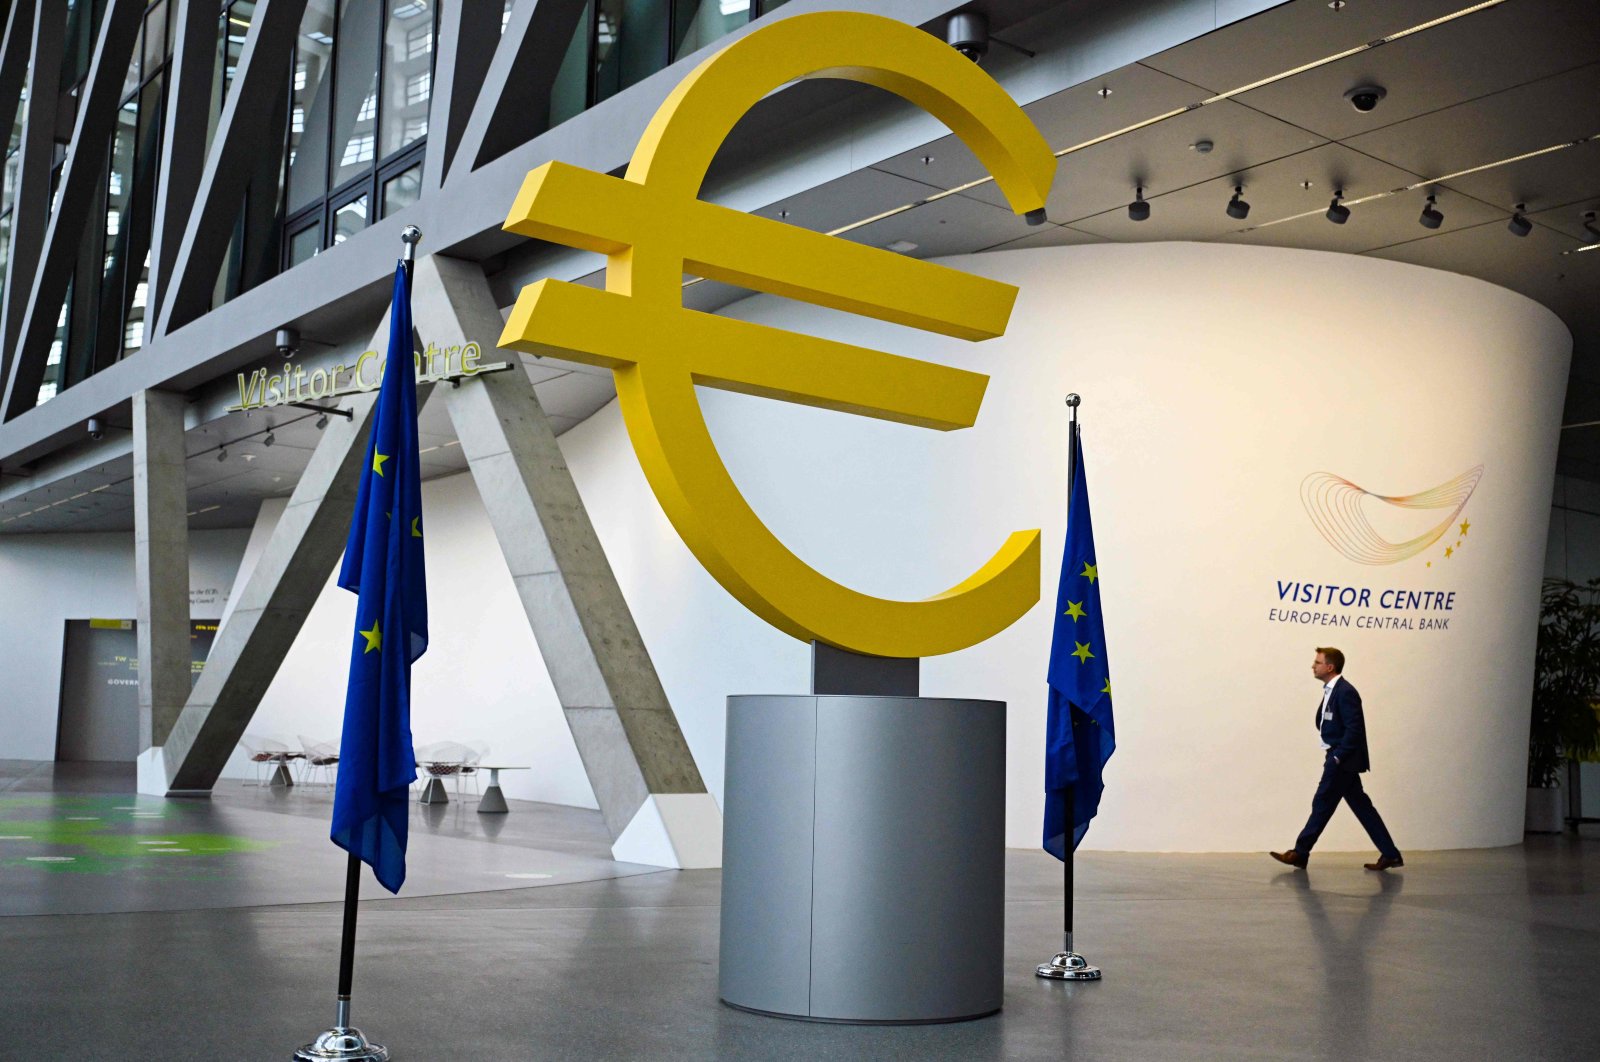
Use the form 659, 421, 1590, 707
500, 12, 1055, 658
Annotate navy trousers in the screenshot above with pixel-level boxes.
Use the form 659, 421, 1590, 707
1294, 754, 1401, 861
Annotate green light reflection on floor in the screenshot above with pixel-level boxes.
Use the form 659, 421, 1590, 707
0, 800, 276, 875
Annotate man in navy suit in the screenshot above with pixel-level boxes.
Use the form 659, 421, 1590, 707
1271, 647, 1404, 871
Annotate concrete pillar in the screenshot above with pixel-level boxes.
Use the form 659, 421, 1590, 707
133, 389, 191, 750
412, 253, 720, 869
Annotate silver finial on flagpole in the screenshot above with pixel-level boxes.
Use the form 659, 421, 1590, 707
400, 225, 422, 264
1064, 393, 1080, 408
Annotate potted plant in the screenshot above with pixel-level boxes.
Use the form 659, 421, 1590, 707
1527, 578, 1600, 832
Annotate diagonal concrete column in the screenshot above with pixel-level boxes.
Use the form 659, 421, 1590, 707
152, 311, 428, 795
411, 253, 720, 868
132, 389, 192, 751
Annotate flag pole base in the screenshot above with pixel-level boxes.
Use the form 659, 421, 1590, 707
293, 1027, 389, 1061
1035, 951, 1102, 980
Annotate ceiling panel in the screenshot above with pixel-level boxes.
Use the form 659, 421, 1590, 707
839, 193, 1038, 260
1528, 197, 1600, 243
752, 168, 942, 235
981, 223, 1106, 254
1341, 61, 1600, 184
1438, 139, 1600, 217
1143, 0, 1469, 93
962, 100, 1327, 224
1225, 0, 1600, 141
874, 62, 1214, 192
1364, 216, 1584, 313
531, 370, 618, 424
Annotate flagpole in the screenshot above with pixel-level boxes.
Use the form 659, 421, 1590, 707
1037, 393, 1101, 982
297, 224, 423, 1062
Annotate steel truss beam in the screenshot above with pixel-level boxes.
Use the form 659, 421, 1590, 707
0, 0, 145, 421
444, 0, 590, 185
0, 1, 65, 396
152, 0, 309, 340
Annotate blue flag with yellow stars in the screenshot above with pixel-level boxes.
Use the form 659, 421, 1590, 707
1044, 431, 1115, 859
331, 262, 428, 894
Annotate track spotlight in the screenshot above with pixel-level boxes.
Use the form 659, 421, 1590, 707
1326, 189, 1349, 225
1128, 186, 1150, 222
316, 413, 329, 430
217, 448, 229, 463
1418, 194, 1443, 229
1507, 204, 1531, 237
946, 12, 988, 63
1226, 185, 1250, 220
1583, 211, 1600, 240
263, 430, 276, 447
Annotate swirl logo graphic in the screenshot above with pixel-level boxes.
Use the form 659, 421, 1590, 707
1301, 466, 1483, 566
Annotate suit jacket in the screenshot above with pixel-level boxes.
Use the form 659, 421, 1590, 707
1316, 676, 1372, 773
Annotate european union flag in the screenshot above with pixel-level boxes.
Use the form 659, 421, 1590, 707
1044, 432, 1115, 859
331, 262, 428, 894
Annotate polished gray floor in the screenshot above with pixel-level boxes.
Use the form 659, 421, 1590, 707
2, 761, 1597, 1060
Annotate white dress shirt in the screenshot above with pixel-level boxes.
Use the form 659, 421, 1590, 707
1319, 675, 1341, 750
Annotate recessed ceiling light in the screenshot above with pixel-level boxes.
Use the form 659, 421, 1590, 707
1190, 140, 1213, 153
885, 239, 919, 253
1096, 86, 1112, 99
1328, 0, 1346, 10
1300, 181, 1315, 190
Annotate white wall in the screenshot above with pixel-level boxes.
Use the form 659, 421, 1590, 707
0, 528, 251, 759
234, 474, 598, 808
210, 242, 1571, 851
556, 243, 1568, 851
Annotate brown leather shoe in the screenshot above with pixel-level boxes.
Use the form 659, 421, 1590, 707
1364, 855, 1404, 871
1270, 849, 1307, 869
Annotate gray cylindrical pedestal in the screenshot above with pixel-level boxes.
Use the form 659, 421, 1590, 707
719, 694, 1005, 1023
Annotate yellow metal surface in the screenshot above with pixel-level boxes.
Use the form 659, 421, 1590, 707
500, 11, 1055, 657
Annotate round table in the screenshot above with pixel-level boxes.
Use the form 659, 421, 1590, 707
475, 767, 528, 814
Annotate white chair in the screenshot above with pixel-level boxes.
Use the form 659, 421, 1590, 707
299, 735, 340, 786
240, 734, 298, 786
415, 740, 469, 802
456, 742, 490, 799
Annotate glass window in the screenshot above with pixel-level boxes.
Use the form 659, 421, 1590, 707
333, 195, 369, 244
122, 28, 144, 100
143, 2, 169, 74
381, 163, 421, 217
331, 0, 382, 190
673, 0, 748, 60
0, 211, 11, 295
287, 1, 337, 214
595, 0, 669, 104
289, 222, 322, 265
382, 0, 433, 157
548, 3, 591, 127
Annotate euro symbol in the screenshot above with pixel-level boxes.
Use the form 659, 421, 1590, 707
499, 12, 1056, 658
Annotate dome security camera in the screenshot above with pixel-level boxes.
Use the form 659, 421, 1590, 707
946, 12, 988, 62
87, 417, 103, 441
1343, 84, 1387, 112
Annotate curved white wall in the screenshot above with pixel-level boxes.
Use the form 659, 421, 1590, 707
561, 243, 1570, 851
247, 242, 1570, 851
